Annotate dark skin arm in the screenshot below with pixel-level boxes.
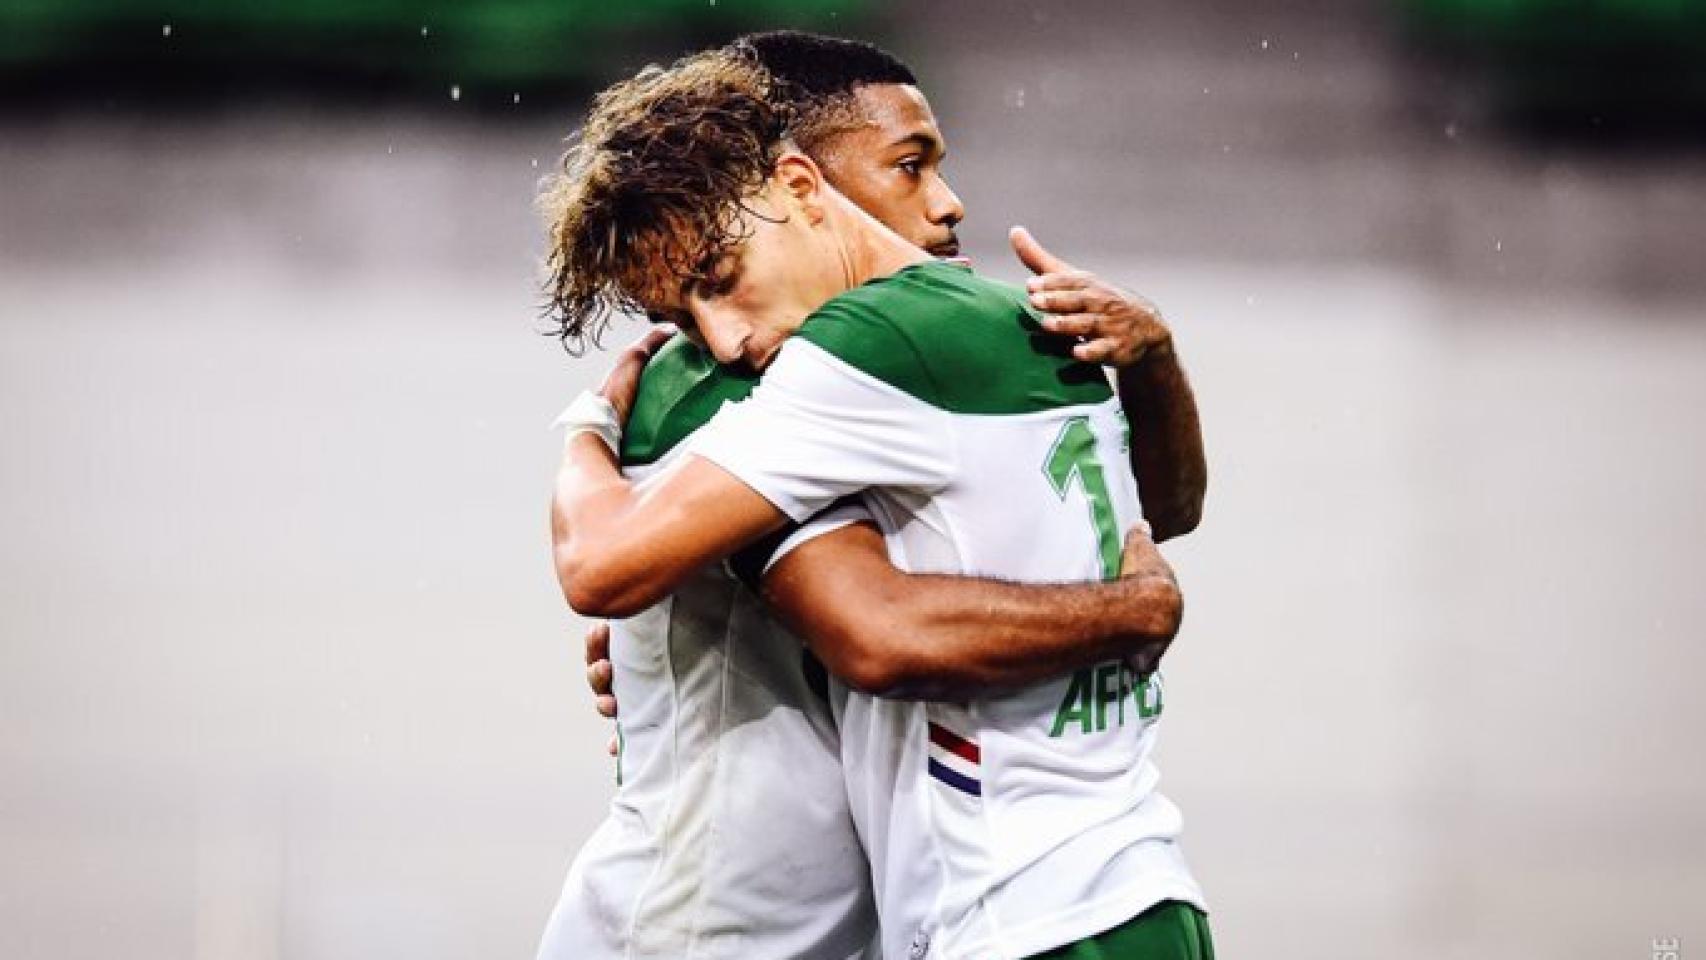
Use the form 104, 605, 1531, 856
582, 519, 1181, 743
759, 519, 1180, 700
1012, 227, 1207, 540
1114, 347, 1206, 539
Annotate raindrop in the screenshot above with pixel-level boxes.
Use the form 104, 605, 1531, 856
161, 23, 172, 37
387, 144, 394, 154
1445, 122, 1459, 140
1494, 239, 1503, 252
1260, 39, 1269, 50
420, 25, 429, 37
531, 158, 539, 168
450, 84, 461, 102
513, 92, 522, 105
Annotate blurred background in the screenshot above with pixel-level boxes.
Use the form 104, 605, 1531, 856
2, 1, 1703, 958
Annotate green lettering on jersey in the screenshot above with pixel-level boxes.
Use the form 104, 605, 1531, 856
1043, 417, 1123, 580
1049, 668, 1096, 737
1094, 663, 1121, 731
1138, 673, 1164, 719
1050, 664, 1164, 737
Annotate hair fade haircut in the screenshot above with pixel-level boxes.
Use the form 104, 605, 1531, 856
731, 31, 917, 153
539, 48, 789, 354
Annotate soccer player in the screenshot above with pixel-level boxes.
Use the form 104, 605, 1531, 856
546, 46, 1212, 960
537, 38, 1203, 960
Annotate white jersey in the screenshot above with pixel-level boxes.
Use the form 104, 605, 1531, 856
537, 339, 878, 960
690, 261, 1205, 960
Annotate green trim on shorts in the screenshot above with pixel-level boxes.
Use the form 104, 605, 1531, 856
1026, 901, 1214, 960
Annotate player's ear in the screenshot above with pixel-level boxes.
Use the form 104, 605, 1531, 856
772, 149, 826, 224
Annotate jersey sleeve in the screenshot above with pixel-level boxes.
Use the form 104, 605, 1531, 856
686, 338, 955, 522
725, 498, 874, 591
763, 499, 874, 576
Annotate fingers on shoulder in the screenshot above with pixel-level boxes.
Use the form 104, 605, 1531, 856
1025, 270, 1094, 293
1038, 312, 1101, 337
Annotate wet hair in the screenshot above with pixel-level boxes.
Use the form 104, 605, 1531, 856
539, 48, 788, 354
731, 31, 917, 152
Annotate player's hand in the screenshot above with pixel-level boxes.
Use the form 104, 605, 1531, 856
595, 326, 675, 425
586, 621, 618, 718
1010, 226, 1174, 367
1116, 522, 1178, 678
584, 620, 620, 756
1118, 520, 1169, 580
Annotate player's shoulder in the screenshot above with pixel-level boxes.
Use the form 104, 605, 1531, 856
794, 260, 1111, 415
622, 333, 759, 467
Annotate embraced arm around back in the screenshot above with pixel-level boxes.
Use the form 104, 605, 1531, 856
758, 513, 1180, 700
556, 327, 1184, 707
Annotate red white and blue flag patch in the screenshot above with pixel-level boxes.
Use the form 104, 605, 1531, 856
926, 721, 981, 797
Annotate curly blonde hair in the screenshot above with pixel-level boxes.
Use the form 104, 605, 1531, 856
540, 49, 790, 354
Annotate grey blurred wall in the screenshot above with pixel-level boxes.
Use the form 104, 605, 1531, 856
2, 2, 1703, 958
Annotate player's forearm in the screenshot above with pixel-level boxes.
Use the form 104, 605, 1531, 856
551, 434, 663, 617
553, 432, 739, 618
871, 573, 1181, 699
554, 439, 793, 618
1117, 345, 1207, 542
770, 567, 1180, 700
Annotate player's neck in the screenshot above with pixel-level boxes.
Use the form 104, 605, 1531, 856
832, 198, 931, 292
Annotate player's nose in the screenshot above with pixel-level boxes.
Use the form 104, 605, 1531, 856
693, 307, 749, 366
929, 176, 965, 228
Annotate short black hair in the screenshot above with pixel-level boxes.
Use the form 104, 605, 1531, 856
733, 30, 915, 97
730, 31, 917, 151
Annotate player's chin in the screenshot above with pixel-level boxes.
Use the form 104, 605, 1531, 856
928, 244, 969, 268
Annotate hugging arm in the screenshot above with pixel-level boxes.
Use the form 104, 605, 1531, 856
1012, 227, 1207, 540
1115, 351, 1206, 540
551, 335, 791, 618
552, 433, 787, 617
758, 514, 1182, 700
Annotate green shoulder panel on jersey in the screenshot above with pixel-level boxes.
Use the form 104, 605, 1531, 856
620, 334, 759, 467
793, 260, 1113, 415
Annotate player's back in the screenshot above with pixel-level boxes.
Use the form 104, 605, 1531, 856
536, 338, 876, 960
691, 262, 1203, 960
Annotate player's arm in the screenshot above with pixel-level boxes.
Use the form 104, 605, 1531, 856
1012, 227, 1207, 541
760, 519, 1181, 700
550, 334, 792, 618
1112, 349, 1206, 540
553, 433, 788, 617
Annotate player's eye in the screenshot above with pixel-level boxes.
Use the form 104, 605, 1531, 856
646, 308, 692, 332
694, 259, 739, 299
896, 156, 922, 176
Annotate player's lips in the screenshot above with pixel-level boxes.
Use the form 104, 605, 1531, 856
927, 241, 961, 258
